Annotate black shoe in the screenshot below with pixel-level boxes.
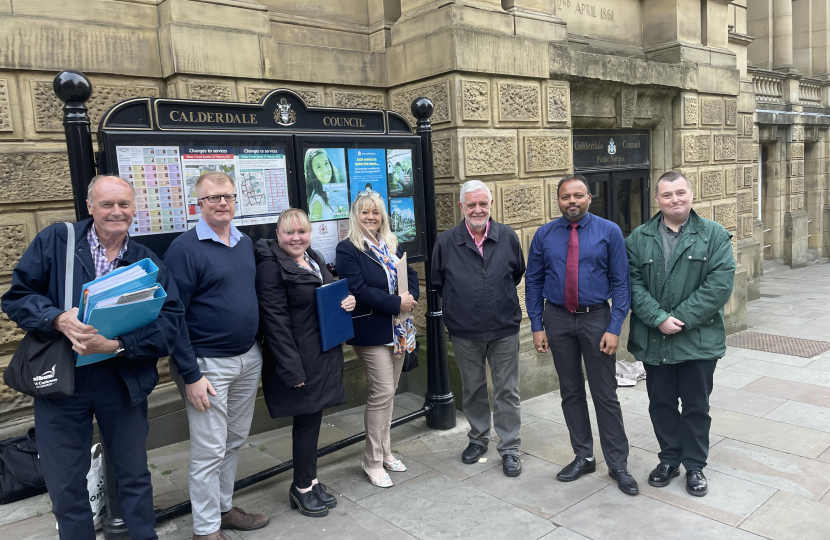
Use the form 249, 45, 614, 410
289, 484, 329, 517
502, 454, 522, 477
311, 483, 337, 509
608, 468, 639, 495
685, 470, 708, 497
461, 443, 488, 464
648, 462, 680, 488
556, 456, 596, 482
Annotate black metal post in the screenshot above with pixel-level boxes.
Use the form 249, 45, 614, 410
99, 440, 130, 538
411, 98, 456, 430
53, 70, 96, 221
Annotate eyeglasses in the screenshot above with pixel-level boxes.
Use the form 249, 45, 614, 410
198, 194, 237, 203
355, 190, 382, 199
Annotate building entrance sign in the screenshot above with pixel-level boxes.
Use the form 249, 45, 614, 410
572, 130, 649, 171
96, 89, 424, 270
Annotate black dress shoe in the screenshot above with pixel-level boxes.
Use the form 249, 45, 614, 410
289, 484, 329, 517
685, 470, 708, 497
461, 443, 488, 464
648, 462, 680, 488
608, 468, 639, 495
556, 456, 596, 482
503, 454, 522, 477
312, 483, 337, 509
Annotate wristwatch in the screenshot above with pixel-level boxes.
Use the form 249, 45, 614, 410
113, 337, 125, 356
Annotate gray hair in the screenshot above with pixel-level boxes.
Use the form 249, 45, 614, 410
459, 180, 492, 204
656, 171, 692, 191
87, 175, 135, 203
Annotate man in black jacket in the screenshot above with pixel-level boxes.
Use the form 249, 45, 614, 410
2, 175, 183, 540
432, 180, 526, 477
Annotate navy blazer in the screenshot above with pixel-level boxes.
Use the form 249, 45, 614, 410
1, 219, 184, 405
335, 239, 419, 347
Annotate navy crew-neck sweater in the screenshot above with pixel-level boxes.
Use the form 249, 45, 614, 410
163, 228, 258, 384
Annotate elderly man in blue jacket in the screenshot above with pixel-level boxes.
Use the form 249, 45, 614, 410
2, 175, 183, 540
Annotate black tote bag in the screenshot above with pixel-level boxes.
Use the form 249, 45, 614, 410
2, 222, 75, 399
0, 428, 47, 504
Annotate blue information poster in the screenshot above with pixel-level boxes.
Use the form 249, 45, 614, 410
348, 148, 388, 205
389, 197, 416, 243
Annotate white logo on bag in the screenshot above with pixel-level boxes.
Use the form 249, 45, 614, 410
32, 364, 58, 388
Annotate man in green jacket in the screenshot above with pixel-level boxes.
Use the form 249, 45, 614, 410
625, 171, 735, 497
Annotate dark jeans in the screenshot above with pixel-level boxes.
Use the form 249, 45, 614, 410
34, 362, 157, 540
644, 360, 718, 470
544, 302, 629, 469
292, 410, 323, 489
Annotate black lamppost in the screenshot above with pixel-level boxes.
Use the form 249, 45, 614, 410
53, 70, 96, 221
411, 98, 456, 430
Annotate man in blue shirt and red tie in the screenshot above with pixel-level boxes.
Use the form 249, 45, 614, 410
525, 173, 637, 495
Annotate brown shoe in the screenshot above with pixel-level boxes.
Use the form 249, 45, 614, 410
193, 530, 230, 540
221, 506, 270, 531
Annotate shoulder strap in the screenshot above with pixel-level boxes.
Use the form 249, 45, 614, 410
63, 222, 75, 311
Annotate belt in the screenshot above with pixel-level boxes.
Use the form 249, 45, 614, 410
547, 300, 608, 314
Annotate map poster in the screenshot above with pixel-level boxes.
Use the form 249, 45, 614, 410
116, 145, 186, 236
389, 197, 416, 243
347, 148, 387, 205
236, 146, 290, 226
387, 149, 413, 197
181, 147, 239, 228
303, 148, 349, 222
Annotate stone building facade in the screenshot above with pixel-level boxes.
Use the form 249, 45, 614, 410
0, 0, 825, 444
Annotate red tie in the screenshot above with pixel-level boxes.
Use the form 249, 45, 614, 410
565, 222, 580, 313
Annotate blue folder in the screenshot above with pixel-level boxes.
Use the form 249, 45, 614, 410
75, 285, 167, 366
78, 258, 160, 323
315, 279, 355, 351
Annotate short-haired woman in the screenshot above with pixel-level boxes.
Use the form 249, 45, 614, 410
255, 208, 356, 517
335, 191, 419, 487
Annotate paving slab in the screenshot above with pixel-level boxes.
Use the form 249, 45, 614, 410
358, 471, 556, 540
763, 400, 830, 433
592, 446, 776, 527
806, 357, 830, 372
0, 493, 52, 528
251, 422, 352, 462
709, 386, 787, 417
707, 438, 830, 500
710, 407, 830, 459
0, 514, 60, 540
393, 392, 427, 412
741, 377, 830, 408
538, 528, 592, 540
517, 418, 605, 467
552, 485, 763, 540
237, 494, 417, 540
614, 387, 652, 416
712, 368, 763, 389
723, 347, 816, 367
739, 491, 830, 540
463, 455, 606, 519
315, 454, 431, 502
147, 440, 191, 473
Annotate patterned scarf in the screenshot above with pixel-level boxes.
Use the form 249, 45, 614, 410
367, 242, 416, 357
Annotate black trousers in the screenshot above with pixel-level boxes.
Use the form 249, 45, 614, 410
544, 302, 629, 469
292, 410, 323, 489
33, 362, 157, 540
644, 360, 717, 470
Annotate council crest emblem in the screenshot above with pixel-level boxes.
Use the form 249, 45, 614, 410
607, 138, 617, 155
274, 98, 296, 126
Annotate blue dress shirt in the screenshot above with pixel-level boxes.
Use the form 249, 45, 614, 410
525, 212, 631, 335
196, 217, 242, 247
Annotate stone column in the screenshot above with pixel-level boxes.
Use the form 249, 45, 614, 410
773, 0, 796, 72
784, 125, 809, 267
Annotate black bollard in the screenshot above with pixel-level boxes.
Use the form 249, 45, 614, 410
53, 70, 96, 221
99, 440, 130, 539
411, 98, 456, 430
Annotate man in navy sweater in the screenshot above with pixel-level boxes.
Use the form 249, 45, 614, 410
164, 172, 268, 540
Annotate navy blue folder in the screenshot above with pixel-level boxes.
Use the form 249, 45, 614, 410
315, 279, 355, 351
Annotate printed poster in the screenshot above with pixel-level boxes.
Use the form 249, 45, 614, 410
387, 149, 413, 197
181, 147, 239, 228
389, 197, 416, 243
348, 148, 388, 205
236, 147, 290, 226
116, 145, 186, 236
304, 148, 349, 222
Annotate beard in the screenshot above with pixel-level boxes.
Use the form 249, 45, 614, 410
465, 215, 488, 231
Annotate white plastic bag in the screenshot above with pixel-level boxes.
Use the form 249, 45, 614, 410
87, 443, 106, 528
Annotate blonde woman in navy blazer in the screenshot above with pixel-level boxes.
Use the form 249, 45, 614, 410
335, 191, 419, 488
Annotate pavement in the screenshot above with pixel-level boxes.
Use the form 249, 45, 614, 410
3, 262, 830, 540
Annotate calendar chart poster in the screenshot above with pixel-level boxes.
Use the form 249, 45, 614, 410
115, 145, 186, 236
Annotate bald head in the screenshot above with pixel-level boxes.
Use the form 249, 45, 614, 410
87, 175, 135, 204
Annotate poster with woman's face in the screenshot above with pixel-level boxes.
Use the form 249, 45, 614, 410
387, 149, 413, 197
304, 148, 349, 222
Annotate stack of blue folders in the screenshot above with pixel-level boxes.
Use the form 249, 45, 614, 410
315, 279, 354, 351
76, 258, 167, 366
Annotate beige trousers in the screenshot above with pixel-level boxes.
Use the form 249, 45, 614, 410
352, 345, 404, 469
